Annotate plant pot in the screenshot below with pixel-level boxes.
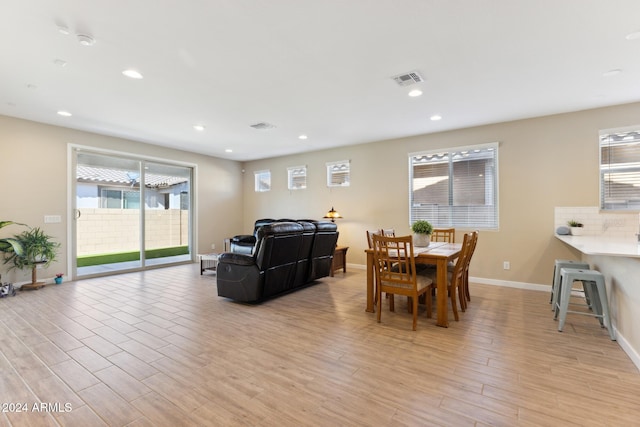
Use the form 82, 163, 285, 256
570, 227, 584, 236
54, 277, 63, 284
413, 233, 431, 247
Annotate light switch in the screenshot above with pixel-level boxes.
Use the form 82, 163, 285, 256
44, 215, 61, 223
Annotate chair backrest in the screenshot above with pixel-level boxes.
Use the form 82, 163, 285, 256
366, 229, 382, 249
371, 234, 418, 291
293, 221, 317, 288
254, 222, 304, 298
307, 221, 339, 281
450, 232, 474, 285
464, 230, 479, 274
381, 228, 395, 237
432, 228, 455, 243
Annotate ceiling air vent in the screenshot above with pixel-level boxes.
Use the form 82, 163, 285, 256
391, 70, 424, 87
250, 122, 276, 130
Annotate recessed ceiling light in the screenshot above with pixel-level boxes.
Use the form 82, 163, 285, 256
122, 69, 143, 79
57, 110, 72, 117
193, 125, 205, 131
408, 89, 423, 97
53, 59, 67, 67
57, 26, 70, 35
76, 34, 95, 46
603, 69, 622, 77
225, 149, 233, 153
298, 134, 308, 140
430, 114, 442, 121
625, 31, 640, 40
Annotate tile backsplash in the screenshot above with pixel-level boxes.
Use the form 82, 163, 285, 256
555, 206, 640, 237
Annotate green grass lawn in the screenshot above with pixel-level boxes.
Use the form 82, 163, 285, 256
77, 246, 189, 267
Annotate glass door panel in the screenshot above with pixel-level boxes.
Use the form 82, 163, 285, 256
76, 152, 142, 275
143, 162, 192, 266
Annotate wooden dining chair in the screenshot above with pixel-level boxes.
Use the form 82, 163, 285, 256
432, 227, 455, 243
372, 234, 432, 330
422, 231, 474, 321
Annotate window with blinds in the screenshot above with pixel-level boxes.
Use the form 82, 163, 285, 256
254, 170, 271, 192
326, 160, 350, 187
409, 142, 499, 229
287, 166, 307, 190
600, 129, 640, 210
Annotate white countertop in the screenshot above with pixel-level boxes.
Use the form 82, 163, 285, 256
555, 234, 640, 258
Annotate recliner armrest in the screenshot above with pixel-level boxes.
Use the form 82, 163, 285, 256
219, 252, 255, 266
231, 235, 257, 245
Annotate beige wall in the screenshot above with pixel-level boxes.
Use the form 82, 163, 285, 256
241, 101, 640, 287
0, 115, 244, 283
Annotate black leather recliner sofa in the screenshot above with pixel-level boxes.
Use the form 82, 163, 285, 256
217, 220, 339, 302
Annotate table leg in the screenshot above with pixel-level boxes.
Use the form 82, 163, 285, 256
366, 251, 374, 313
436, 258, 449, 327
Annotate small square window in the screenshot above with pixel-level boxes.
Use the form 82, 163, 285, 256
254, 170, 271, 192
287, 166, 307, 190
327, 160, 350, 187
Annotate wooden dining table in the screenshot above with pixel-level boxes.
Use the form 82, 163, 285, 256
365, 242, 463, 327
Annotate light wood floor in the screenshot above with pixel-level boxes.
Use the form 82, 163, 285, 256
1, 265, 639, 426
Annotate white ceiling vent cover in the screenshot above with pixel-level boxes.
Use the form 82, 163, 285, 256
392, 70, 424, 87
250, 122, 276, 130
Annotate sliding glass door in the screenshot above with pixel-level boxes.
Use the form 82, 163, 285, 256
143, 162, 192, 267
74, 149, 192, 277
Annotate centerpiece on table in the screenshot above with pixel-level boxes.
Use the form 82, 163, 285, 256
411, 220, 433, 247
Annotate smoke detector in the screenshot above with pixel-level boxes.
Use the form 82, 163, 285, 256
391, 70, 424, 87
77, 34, 96, 46
250, 122, 276, 130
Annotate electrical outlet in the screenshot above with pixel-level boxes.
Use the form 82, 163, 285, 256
503, 261, 510, 270
211, 243, 215, 250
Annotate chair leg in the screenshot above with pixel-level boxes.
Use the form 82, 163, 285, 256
557, 277, 573, 331
376, 289, 382, 323
450, 286, 459, 321
426, 289, 433, 318
412, 293, 418, 331
465, 272, 471, 302
458, 284, 467, 312
389, 294, 395, 312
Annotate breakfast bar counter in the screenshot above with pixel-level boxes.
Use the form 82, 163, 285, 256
555, 233, 640, 371
555, 234, 640, 258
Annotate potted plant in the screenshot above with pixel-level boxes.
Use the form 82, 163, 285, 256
411, 220, 433, 247
54, 273, 64, 285
3, 227, 60, 289
0, 221, 26, 257
567, 220, 584, 236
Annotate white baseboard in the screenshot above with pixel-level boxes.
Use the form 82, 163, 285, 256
612, 327, 640, 372
469, 276, 549, 292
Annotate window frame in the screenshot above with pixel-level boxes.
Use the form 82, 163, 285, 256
254, 169, 271, 192
326, 160, 351, 187
287, 165, 307, 190
599, 127, 640, 211
408, 142, 499, 230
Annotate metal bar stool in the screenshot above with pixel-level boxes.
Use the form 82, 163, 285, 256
554, 268, 615, 341
550, 259, 590, 311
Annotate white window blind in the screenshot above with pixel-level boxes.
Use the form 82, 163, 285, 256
326, 160, 350, 187
409, 142, 499, 229
287, 166, 307, 190
600, 129, 640, 210
254, 170, 271, 192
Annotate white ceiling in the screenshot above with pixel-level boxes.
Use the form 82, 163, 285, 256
2, 1, 640, 161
